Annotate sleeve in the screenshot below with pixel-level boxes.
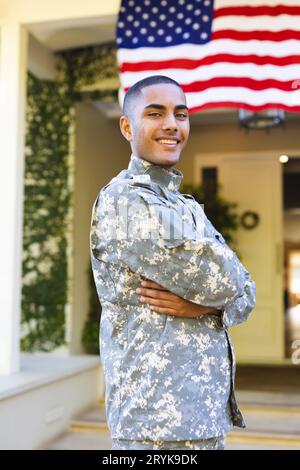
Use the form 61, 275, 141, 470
90, 186, 256, 321
220, 271, 256, 327
198, 219, 256, 328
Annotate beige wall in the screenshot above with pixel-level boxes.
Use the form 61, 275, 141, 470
0, 0, 120, 23
178, 121, 300, 183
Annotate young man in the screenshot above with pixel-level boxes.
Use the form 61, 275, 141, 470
90, 75, 256, 451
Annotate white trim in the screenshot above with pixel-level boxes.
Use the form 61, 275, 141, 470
194, 149, 300, 185
0, 23, 28, 374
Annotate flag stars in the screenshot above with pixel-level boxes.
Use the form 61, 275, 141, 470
117, 0, 213, 47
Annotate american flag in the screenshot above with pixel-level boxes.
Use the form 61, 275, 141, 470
116, 0, 300, 113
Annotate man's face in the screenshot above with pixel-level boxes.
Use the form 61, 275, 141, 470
120, 83, 190, 168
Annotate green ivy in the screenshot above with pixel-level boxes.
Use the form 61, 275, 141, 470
56, 42, 119, 102
21, 72, 74, 351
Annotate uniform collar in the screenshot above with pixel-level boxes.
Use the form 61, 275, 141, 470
127, 155, 183, 192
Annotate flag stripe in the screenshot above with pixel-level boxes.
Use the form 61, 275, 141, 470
121, 63, 300, 88
117, 40, 300, 63
189, 101, 300, 112
119, 87, 300, 113
214, 5, 300, 18
124, 77, 300, 92
182, 77, 299, 92
184, 87, 300, 107
213, 16, 300, 31
120, 54, 300, 73
212, 29, 300, 41
214, 0, 300, 7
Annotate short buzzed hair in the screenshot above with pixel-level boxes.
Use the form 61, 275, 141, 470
122, 75, 183, 118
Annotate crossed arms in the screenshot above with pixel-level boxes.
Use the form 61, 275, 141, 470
92, 186, 256, 327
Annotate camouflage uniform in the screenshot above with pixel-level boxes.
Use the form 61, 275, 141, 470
90, 155, 256, 445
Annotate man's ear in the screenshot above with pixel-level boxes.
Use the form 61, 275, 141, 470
120, 115, 133, 142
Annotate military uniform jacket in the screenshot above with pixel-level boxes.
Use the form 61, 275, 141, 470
90, 155, 256, 441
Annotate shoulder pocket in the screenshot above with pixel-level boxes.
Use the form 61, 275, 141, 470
137, 191, 172, 208
180, 193, 196, 201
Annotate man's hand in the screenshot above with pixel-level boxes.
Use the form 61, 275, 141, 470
136, 279, 221, 318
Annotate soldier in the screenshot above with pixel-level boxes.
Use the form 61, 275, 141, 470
90, 75, 256, 451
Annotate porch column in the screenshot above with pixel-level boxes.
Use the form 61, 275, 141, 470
0, 22, 28, 374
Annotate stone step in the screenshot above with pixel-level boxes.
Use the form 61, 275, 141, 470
68, 393, 300, 450
236, 390, 300, 407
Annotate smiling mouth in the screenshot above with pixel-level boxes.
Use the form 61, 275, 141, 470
156, 138, 180, 147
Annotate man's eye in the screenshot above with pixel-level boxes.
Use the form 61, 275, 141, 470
176, 113, 188, 119
148, 112, 161, 117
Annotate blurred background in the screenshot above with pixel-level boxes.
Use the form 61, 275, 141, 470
0, 0, 300, 450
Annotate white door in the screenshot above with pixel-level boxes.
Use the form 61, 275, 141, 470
195, 152, 284, 363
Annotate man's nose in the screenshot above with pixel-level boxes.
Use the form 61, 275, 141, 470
162, 114, 178, 131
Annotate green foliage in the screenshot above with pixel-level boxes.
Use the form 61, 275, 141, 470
21, 72, 73, 351
180, 182, 240, 250
82, 267, 101, 355
56, 42, 119, 102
